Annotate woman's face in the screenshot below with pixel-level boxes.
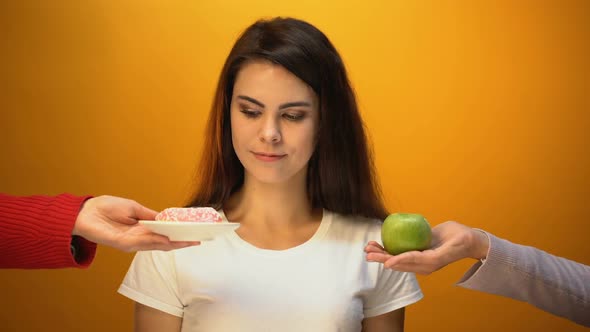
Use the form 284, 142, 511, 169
230, 60, 319, 185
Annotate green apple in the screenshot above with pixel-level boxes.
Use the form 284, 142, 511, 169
381, 213, 432, 255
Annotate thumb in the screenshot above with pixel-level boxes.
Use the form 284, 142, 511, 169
130, 202, 159, 221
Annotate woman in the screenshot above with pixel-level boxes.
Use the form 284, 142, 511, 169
119, 17, 422, 331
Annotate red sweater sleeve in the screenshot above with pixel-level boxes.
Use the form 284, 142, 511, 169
0, 193, 98, 269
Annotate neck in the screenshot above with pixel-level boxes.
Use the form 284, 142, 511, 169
225, 173, 313, 228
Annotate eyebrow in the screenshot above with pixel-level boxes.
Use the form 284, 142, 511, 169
237, 95, 312, 110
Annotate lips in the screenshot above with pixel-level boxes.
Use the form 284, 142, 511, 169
252, 152, 286, 162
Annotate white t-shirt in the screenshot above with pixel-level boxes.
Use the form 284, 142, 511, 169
118, 210, 423, 331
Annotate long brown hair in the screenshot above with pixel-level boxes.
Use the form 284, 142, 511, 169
188, 17, 388, 220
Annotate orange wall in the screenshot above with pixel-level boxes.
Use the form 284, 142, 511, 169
1, 1, 588, 331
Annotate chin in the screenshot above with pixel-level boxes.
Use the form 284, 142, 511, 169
243, 162, 308, 186
252, 173, 291, 184
245, 168, 300, 185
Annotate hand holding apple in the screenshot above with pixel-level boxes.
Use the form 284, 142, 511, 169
367, 221, 490, 275
381, 213, 432, 255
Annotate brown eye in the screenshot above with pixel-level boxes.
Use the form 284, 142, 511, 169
240, 109, 260, 118
283, 112, 304, 121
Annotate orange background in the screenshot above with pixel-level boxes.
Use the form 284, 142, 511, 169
1, 1, 588, 331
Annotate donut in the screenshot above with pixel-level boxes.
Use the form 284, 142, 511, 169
155, 207, 223, 222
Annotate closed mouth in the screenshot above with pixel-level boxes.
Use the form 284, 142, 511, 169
252, 152, 287, 161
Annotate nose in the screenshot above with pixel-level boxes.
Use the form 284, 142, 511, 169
259, 117, 281, 144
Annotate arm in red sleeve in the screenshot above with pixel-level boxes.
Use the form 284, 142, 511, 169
0, 193, 98, 269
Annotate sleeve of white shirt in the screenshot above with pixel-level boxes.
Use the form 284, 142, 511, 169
363, 263, 424, 317
118, 250, 184, 317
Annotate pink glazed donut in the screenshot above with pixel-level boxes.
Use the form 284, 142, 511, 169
155, 207, 223, 223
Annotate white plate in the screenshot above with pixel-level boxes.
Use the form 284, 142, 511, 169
139, 220, 240, 241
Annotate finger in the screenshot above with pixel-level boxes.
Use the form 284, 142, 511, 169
366, 252, 393, 263
364, 242, 385, 253
366, 253, 433, 275
130, 202, 159, 222
366, 241, 383, 249
384, 250, 435, 269
364, 247, 382, 254
382, 263, 433, 275
384, 250, 444, 274
146, 241, 202, 252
